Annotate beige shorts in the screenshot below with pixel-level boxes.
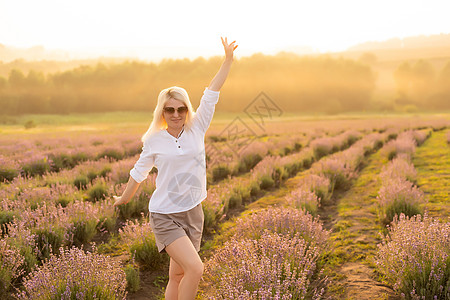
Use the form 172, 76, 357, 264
149, 203, 204, 253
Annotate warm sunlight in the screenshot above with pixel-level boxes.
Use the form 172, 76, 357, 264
0, 1, 449, 300
1, 0, 449, 60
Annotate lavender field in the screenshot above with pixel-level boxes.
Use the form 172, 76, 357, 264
0, 113, 449, 299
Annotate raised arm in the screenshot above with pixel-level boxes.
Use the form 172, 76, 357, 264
208, 37, 238, 92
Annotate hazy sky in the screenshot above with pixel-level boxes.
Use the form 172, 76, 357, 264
1, 0, 449, 61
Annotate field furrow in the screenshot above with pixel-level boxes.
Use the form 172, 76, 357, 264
412, 129, 450, 219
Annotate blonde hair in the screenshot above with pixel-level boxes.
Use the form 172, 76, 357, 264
141, 86, 195, 142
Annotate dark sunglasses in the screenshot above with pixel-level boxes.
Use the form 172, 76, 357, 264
163, 106, 188, 114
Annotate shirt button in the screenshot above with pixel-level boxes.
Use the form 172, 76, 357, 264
178, 146, 181, 148
176, 140, 178, 143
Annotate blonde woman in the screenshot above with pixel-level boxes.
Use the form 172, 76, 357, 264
113, 37, 237, 299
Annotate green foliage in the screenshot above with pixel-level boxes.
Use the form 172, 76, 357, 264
97, 148, 123, 160
313, 145, 330, 160
124, 263, 140, 292
86, 181, 108, 202
212, 164, 231, 182
302, 156, 313, 169
208, 135, 226, 142
228, 193, 242, 209
0, 114, 18, 125
22, 158, 50, 177
99, 165, 112, 177
73, 175, 89, 189
70, 220, 98, 246
0, 54, 378, 115
130, 236, 169, 270
235, 153, 263, 174
249, 181, 261, 197
382, 200, 422, 226
71, 152, 89, 165
117, 186, 153, 220
202, 204, 217, 234
387, 133, 398, 141
272, 166, 288, 187
56, 196, 71, 208
387, 149, 397, 161
87, 170, 97, 182
0, 211, 15, 237
49, 153, 75, 172
34, 228, 64, 262
294, 142, 302, 151
0, 167, 19, 182
284, 161, 303, 177
259, 174, 275, 190
24, 120, 36, 129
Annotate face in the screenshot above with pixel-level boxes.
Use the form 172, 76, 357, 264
163, 98, 188, 131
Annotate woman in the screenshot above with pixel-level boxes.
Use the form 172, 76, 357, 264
113, 37, 237, 300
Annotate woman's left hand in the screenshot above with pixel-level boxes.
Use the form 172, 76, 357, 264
221, 37, 238, 61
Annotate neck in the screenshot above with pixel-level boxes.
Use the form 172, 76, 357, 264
167, 125, 184, 138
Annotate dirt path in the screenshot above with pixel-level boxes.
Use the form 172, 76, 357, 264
319, 150, 399, 300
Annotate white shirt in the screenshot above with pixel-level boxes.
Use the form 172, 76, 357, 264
130, 88, 220, 213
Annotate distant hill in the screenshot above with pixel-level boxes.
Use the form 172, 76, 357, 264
347, 33, 450, 51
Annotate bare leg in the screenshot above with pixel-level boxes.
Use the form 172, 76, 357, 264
165, 258, 184, 300
164, 236, 203, 300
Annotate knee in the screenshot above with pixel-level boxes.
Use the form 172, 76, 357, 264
169, 271, 184, 284
187, 261, 204, 279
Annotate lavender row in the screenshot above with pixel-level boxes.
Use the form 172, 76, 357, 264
376, 214, 449, 300
203, 206, 330, 299
376, 130, 430, 225
203, 129, 365, 231
283, 130, 390, 218
0, 132, 143, 181
375, 130, 450, 299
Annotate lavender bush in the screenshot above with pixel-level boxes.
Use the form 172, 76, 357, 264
411, 129, 430, 146
234, 207, 329, 250
0, 155, 20, 182
377, 178, 425, 225
17, 246, 127, 300
295, 174, 332, 206
119, 217, 168, 270
204, 232, 326, 299
379, 154, 417, 184
376, 214, 449, 300
0, 238, 25, 296
314, 158, 356, 191
4, 223, 38, 274
382, 132, 417, 160
285, 186, 321, 215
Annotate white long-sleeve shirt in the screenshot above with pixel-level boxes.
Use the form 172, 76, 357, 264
130, 88, 220, 213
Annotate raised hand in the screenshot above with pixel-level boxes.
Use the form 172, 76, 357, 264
221, 37, 238, 61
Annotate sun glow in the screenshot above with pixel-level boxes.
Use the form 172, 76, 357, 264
0, 0, 449, 60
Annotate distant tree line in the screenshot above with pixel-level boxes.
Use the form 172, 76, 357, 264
0, 52, 447, 115
394, 59, 450, 110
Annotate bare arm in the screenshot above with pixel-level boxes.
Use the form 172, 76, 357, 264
208, 37, 238, 92
113, 176, 141, 207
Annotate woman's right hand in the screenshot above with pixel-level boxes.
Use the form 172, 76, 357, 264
221, 37, 238, 61
113, 195, 127, 207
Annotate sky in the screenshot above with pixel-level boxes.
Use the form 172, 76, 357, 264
1, 0, 449, 61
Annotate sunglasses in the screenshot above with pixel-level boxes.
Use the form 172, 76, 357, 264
163, 106, 188, 114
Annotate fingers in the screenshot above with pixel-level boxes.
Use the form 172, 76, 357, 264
221, 37, 237, 47
112, 195, 121, 207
